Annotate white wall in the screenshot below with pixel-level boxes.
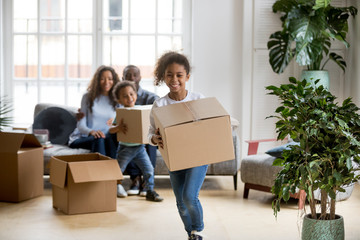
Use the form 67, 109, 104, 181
191, 0, 242, 122
191, 0, 244, 152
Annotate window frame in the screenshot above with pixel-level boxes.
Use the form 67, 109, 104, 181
1, 0, 192, 124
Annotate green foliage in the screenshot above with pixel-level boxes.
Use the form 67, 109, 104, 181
0, 96, 13, 131
268, 0, 357, 74
267, 77, 360, 219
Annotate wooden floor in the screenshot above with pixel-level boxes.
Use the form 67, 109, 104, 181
0, 175, 359, 240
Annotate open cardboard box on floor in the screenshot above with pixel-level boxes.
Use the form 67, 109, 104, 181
116, 105, 152, 144
0, 132, 44, 202
50, 153, 123, 215
153, 97, 235, 171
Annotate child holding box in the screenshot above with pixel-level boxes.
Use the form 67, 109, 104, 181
148, 51, 206, 240
109, 81, 163, 202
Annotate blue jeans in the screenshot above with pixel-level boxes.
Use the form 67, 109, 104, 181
117, 144, 155, 191
125, 145, 157, 180
69, 132, 117, 158
169, 165, 208, 236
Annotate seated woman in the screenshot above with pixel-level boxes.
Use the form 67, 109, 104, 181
68, 65, 120, 158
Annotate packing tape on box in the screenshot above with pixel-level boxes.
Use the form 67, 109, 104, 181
184, 102, 200, 121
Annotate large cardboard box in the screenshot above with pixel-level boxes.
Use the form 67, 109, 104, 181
0, 132, 44, 202
50, 153, 123, 215
153, 97, 235, 171
116, 105, 152, 144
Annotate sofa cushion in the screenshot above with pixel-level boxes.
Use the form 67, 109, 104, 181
33, 107, 76, 145
240, 154, 281, 187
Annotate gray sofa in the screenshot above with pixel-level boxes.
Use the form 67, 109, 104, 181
33, 103, 241, 190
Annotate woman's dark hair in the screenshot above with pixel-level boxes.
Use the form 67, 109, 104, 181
87, 65, 120, 112
153, 51, 191, 86
112, 80, 137, 102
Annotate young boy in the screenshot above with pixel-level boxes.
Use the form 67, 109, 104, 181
109, 81, 163, 202
122, 65, 159, 196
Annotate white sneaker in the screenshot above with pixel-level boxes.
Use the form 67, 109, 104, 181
127, 188, 140, 195
127, 176, 141, 196
139, 190, 147, 197
190, 231, 206, 239
117, 184, 128, 198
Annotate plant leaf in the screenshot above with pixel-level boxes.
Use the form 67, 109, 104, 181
268, 31, 294, 74
328, 52, 346, 72
313, 0, 331, 10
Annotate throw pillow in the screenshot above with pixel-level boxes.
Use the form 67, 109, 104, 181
265, 141, 299, 158
33, 107, 76, 145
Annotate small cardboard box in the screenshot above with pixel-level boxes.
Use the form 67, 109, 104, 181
0, 132, 44, 202
153, 97, 235, 171
50, 153, 123, 215
116, 105, 152, 144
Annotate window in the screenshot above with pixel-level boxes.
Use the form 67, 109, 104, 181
4, 0, 191, 124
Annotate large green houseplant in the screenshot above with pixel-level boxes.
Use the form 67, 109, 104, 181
266, 77, 360, 238
268, 0, 357, 74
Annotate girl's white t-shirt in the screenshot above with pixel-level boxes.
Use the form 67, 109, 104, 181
148, 91, 205, 145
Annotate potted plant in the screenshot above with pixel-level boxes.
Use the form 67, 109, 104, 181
266, 77, 360, 239
0, 96, 13, 131
267, 0, 357, 87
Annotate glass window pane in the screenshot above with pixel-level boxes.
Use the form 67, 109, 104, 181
68, 18, 92, 33
68, 36, 93, 79
40, 82, 65, 104
67, 81, 89, 108
103, 0, 129, 33
103, 36, 128, 72
14, 35, 38, 78
40, 0, 65, 33
14, 0, 37, 32
68, 0, 93, 33
173, 0, 183, 18
158, 36, 182, 56
130, 36, 155, 65
130, 36, 155, 79
158, 19, 182, 34
158, 0, 182, 33
130, 0, 155, 33
13, 81, 38, 124
41, 36, 65, 78
158, 0, 173, 19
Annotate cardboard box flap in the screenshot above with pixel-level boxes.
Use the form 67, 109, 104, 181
153, 97, 229, 128
22, 134, 42, 148
0, 132, 25, 153
49, 157, 68, 188
68, 160, 123, 183
52, 153, 106, 162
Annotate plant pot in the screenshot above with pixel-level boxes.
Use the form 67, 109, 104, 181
301, 70, 329, 89
302, 213, 344, 240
